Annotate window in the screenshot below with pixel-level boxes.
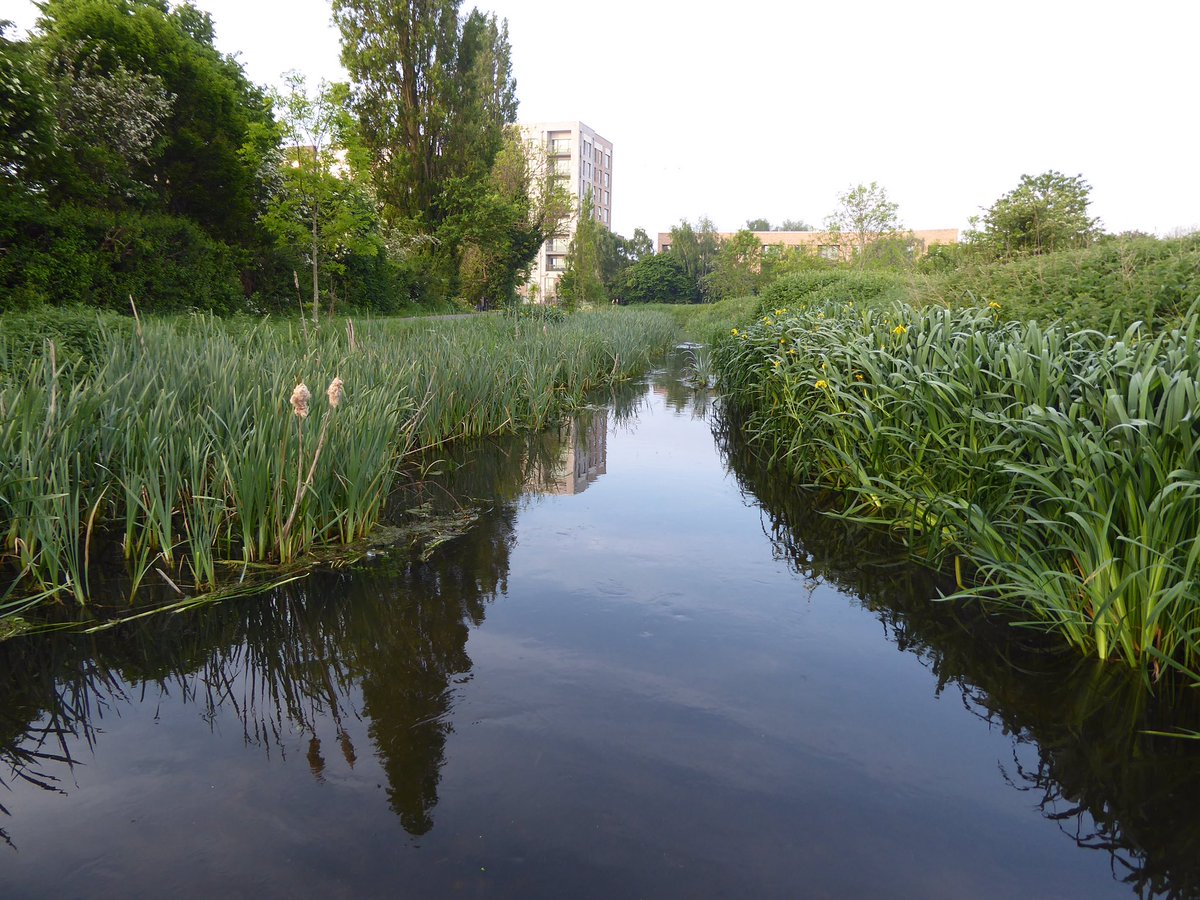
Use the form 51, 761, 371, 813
547, 255, 566, 271
551, 137, 571, 154
603, 190, 609, 206
553, 158, 570, 177
550, 236, 570, 253
604, 172, 610, 188
604, 152, 611, 169
818, 245, 840, 261
595, 147, 601, 164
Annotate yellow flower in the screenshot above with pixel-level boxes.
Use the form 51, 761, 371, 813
787, 348, 796, 355
988, 301, 1001, 310
893, 324, 907, 336
779, 338, 786, 344
815, 379, 828, 389
731, 328, 739, 336
773, 359, 781, 368
820, 361, 827, 370
855, 373, 864, 382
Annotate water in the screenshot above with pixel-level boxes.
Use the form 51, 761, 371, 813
3, 353, 1200, 898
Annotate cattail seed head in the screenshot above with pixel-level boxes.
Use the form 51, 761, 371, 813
290, 383, 311, 418
327, 377, 344, 408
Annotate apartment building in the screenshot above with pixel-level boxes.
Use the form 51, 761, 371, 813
656, 228, 959, 261
520, 121, 613, 301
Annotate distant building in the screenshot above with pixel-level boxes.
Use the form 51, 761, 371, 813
656, 228, 959, 262
520, 121, 613, 301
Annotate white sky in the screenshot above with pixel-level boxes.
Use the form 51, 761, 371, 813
8, 0, 1199, 239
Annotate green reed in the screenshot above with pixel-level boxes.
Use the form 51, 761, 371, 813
0, 309, 677, 612
714, 299, 1200, 685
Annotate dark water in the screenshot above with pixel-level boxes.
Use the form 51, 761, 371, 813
3, 353, 1200, 898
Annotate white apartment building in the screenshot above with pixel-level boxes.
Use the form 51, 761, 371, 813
519, 121, 612, 301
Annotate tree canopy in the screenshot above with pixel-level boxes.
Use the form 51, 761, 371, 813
825, 182, 902, 266
967, 171, 1100, 257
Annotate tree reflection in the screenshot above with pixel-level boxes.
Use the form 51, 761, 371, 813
0, 407, 602, 844
714, 409, 1200, 899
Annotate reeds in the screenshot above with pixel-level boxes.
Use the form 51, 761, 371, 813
0, 309, 677, 613
714, 299, 1200, 684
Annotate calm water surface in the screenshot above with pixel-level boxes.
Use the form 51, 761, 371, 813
3, 353, 1200, 898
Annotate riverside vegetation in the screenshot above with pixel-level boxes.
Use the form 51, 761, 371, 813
713, 261, 1200, 688
0, 308, 677, 627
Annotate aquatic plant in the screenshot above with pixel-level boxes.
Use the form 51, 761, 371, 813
713, 299, 1200, 685
0, 309, 677, 613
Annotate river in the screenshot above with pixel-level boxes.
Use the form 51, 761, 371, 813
2, 350, 1199, 898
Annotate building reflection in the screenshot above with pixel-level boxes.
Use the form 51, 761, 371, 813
537, 410, 608, 496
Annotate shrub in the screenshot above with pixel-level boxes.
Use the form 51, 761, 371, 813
760, 270, 908, 313
916, 235, 1200, 331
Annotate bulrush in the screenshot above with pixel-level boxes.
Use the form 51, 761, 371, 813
290, 383, 312, 418
326, 377, 344, 408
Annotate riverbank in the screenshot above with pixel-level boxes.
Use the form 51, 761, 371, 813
0, 308, 677, 627
713, 296, 1200, 688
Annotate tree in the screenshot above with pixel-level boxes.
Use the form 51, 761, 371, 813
333, 2, 514, 223
668, 217, 720, 299
824, 181, 902, 266
776, 219, 815, 232
557, 191, 605, 308
261, 73, 378, 322
966, 171, 1100, 257
34, 0, 272, 243
0, 23, 57, 192
703, 229, 762, 300
450, 125, 569, 308
620, 253, 695, 304
596, 226, 653, 299
745, 217, 771, 231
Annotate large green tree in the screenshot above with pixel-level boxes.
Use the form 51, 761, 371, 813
333, 1, 514, 228
449, 125, 569, 308
967, 170, 1100, 257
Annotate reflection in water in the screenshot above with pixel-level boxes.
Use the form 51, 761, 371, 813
714, 409, 1200, 899
537, 410, 608, 496
1, 359, 1199, 898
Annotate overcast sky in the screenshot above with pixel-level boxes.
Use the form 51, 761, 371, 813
9, 0, 1199, 239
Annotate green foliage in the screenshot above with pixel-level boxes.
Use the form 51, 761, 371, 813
261, 72, 380, 320
760, 270, 908, 312
0, 23, 56, 191
620, 253, 697, 304
703, 229, 763, 301
557, 192, 606, 308
917, 235, 1200, 331
745, 218, 770, 231
0, 309, 678, 612
966, 170, 1100, 258
667, 217, 719, 298
776, 219, 815, 232
0, 200, 244, 313
824, 181, 902, 265
34, 0, 272, 244
0, 305, 131, 374
715, 298, 1200, 686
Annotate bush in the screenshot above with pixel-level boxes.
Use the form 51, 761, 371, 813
916, 235, 1200, 330
0, 201, 245, 313
760, 270, 908, 313
620, 253, 698, 304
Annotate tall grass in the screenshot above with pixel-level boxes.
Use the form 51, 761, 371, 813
714, 299, 1200, 684
0, 309, 677, 612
